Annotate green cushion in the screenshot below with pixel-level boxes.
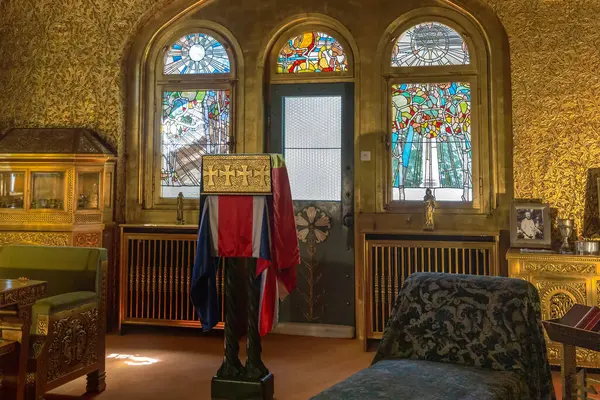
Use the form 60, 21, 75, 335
0, 245, 106, 297
33, 291, 98, 315
31, 291, 98, 334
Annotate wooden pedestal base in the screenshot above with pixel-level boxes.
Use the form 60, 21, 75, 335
211, 373, 274, 400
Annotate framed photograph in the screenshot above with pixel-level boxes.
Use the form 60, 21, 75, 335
510, 202, 551, 248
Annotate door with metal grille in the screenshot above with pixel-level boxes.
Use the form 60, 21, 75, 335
269, 83, 354, 326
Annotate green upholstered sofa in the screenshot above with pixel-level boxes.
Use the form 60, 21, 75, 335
0, 245, 107, 400
312, 273, 555, 400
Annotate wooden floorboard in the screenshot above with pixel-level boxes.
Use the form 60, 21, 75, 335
47, 330, 373, 400
45, 329, 594, 399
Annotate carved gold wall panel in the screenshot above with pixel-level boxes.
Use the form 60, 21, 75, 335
524, 262, 595, 275
73, 232, 102, 247
75, 214, 103, 225
508, 250, 600, 368
0, 232, 70, 246
535, 280, 587, 319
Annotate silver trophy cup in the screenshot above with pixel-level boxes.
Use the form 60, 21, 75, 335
558, 218, 574, 253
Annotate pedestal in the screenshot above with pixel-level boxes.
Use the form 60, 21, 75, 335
211, 373, 274, 400
212, 258, 273, 400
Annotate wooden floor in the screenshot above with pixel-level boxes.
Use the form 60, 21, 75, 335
47, 329, 373, 400
44, 329, 583, 399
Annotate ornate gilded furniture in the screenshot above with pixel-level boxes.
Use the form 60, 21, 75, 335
507, 249, 600, 369
0, 245, 107, 399
0, 278, 47, 400
118, 225, 224, 333
0, 128, 116, 248
312, 273, 555, 400
365, 234, 500, 338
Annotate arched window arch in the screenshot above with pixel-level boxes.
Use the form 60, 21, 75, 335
276, 31, 349, 74
151, 27, 238, 203
269, 27, 353, 83
384, 15, 489, 213
391, 22, 470, 67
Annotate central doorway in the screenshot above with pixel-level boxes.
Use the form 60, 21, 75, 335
268, 82, 355, 327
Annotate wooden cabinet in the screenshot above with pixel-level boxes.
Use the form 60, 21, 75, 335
507, 249, 600, 368
0, 128, 116, 247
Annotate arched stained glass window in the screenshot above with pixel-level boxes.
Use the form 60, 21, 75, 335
159, 31, 234, 199
389, 20, 475, 204
164, 33, 230, 74
277, 32, 348, 73
392, 22, 469, 67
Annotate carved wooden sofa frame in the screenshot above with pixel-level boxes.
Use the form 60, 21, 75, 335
0, 246, 107, 400
26, 259, 107, 400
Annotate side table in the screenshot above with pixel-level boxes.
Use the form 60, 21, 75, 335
0, 278, 47, 400
544, 319, 600, 400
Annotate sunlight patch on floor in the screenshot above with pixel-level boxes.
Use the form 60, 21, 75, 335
107, 353, 160, 366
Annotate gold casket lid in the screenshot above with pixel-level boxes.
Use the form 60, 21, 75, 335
201, 154, 273, 195
0, 128, 116, 158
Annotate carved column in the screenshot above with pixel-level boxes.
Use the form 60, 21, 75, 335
216, 257, 244, 379
245, 258, 269, 379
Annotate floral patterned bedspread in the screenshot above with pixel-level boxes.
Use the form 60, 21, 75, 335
312, 273, 555, 400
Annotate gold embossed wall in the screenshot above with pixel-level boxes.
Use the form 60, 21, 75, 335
0, 0, 599, 235
0, 0, 176, 220
486, 0, 600, 236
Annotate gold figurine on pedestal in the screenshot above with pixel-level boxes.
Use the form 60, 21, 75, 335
176, 192, 185, 225
423, 188, 436, 231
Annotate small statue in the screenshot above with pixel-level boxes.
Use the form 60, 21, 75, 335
88, 183, 99, 209
423, 188, 436, 231
176, 192, 185, 225
78, 193, 88, 208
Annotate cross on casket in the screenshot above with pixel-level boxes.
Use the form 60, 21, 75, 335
201, 154, 272, 195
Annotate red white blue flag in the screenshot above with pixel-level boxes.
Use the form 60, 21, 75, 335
206, 195, 279, 335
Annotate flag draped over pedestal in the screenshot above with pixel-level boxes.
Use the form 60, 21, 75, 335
190, 154, 299, 336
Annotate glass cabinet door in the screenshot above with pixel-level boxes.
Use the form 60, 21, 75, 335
77, 172, 101, 210
0, 172, 25, 209
31, 172, 65, 209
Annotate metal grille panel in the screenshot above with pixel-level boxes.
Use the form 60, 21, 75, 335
367, 239, 498, 338
120, 233, 224, 328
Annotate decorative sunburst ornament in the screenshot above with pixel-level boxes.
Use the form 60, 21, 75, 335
295, 206, 331, 244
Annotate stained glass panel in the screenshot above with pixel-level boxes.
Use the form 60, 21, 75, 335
277, 32, 348, 74
392, 22, 470, 67
164, 33, 230, 75
161, 90, 230, 197
391, 82, 472, 202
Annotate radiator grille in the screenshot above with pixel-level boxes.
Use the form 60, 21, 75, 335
120, 233, 224, 328
367, 239, 498, 338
